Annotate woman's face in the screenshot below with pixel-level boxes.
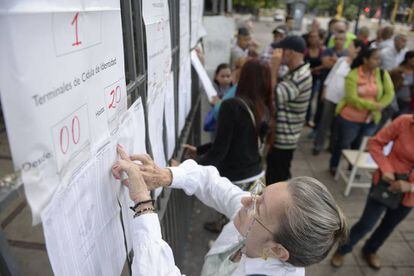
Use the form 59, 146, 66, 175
364, 50, 381, 70
348, 42, 361, 59
215, 68, 232, 87
307, 32, 320, 47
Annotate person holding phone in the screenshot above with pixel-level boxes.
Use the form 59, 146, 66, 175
331, 114, 414, 269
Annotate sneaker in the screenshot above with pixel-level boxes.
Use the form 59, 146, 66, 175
362, 251, 381, 270
329, 167, 337, 177
330, 251, 345, 267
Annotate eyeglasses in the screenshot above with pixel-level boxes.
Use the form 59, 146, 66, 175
248, 180, 275, 236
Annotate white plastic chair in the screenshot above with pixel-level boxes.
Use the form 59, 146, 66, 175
334, 137, 378, 196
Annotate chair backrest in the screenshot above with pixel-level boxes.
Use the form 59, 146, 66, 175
355, 136, 370, 164
359, 137, 370, 152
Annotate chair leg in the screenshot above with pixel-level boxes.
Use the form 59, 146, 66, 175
334, 158, 342, 181
344, 166, 358, 197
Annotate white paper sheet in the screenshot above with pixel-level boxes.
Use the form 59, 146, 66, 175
191, 0, 206, 48
115, 98, 147, 253
42, 143, 126, 276
191, 50, 217, 101
0, 1, 126, 223
147, 89, 166, 167
164, 74, 176, 159
143, 0, 172, 90
143, 0, 171, 168
42, 98, 147, 274
178, 0, 192, 132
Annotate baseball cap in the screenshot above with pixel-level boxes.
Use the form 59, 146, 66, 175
272, 25, 287, 35
271, 35, 306, 54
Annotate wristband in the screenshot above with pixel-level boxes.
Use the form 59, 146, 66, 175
130, 199, 155, 212
133, 206, 156, 218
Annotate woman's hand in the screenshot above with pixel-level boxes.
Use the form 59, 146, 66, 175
129, 153, 173, 190
388, 180, 412, 193
183, 144, 197, 159
210, 96, 220, 106
112, 145, 151, 203
373, 102, 383, 111
382, 172, 395, 183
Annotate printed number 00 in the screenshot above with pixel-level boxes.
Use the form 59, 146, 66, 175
59, 115, 81, 154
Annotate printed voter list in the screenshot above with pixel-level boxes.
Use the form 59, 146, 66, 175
0, 0, 128, 223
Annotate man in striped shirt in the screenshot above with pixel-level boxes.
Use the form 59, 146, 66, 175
266, 36, 312, 184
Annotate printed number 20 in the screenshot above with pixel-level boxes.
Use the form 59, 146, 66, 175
108, 86, 121, 109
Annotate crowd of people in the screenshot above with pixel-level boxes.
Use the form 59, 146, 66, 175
110, 16, 414, 275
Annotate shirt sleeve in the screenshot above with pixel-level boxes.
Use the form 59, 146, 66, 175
169, 159, 247, 220
379, 48, 394, 71
212, 85, 236, 120
275, 79, 301, 105
131, 213, 182, 275
378, 70, 395, 107
324, 58, 343, 85
367, 116, 404, 174
344, 73, 378, 111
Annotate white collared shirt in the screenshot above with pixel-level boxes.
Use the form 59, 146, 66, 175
380, 46, 408, 71
324, 57, 351, 104
131, 160, 305, 275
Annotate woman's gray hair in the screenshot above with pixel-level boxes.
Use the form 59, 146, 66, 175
274, 176, 348, 267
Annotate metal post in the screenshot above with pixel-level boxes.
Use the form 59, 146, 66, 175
219, 0, 225, 14
336, 0, 344, 19
391, 0, 399, 24
227, 0, 232, 13
354, 3, 362, 34
379, 0, 386, 26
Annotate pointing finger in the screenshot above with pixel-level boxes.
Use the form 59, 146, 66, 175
117, 144, 131, 161
130, 154, 152, 165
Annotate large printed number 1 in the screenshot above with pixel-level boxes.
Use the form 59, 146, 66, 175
71, 12, 82, 46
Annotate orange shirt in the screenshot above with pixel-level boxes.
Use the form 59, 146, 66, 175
341, 67, 378, 123
368, 115, 414, 207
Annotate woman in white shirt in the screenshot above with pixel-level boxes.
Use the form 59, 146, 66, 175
112, 145, 348, 275
313, 39, 365, 156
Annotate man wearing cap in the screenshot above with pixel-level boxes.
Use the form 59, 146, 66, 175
266, 36, 312, 184
260, 25, 287, 64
